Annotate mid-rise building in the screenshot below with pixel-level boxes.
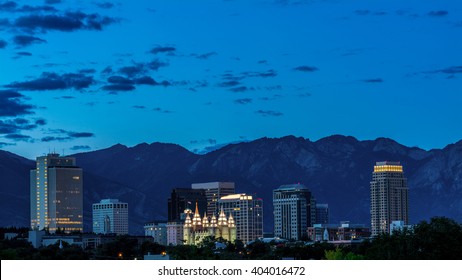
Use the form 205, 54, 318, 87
92, 199, 128, 235
30, 153, 83, 233
166, 221, 184, 245
370, 161, 409, 236
191, 182, 235, 216
307, 222, 370, 241
217, 193, 263, 243
168, 188, 207, 222
273, 184, 316, 240
145, 221, 168, 245
315, 203, 329, 224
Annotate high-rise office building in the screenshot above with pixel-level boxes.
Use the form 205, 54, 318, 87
191, 182, 235, 216
168, 188, 207, 222
30, 153, 83, 233
315, 203, 329, 224
217, 193, 263, 244
92, 199, 129, 235
370, 161, 409, 236
273, 184, 316, 240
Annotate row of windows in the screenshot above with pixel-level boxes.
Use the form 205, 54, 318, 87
93, 204, 128, 210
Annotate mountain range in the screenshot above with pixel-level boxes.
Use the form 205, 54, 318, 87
1, 135, 461, 234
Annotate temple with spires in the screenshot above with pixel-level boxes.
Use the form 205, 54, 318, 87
183, 203, 237, 245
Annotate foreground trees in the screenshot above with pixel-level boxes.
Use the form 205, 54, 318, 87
1, 217, 461, 259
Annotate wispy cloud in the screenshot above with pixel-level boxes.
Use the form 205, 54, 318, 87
428, 10, 448, 17
294, 65, 318, 72
0, 90, 35, 117
41, 129, 95, 142
150, 45, 176, 55
362, 78, 383, 83
4, 72, 94, 91
96, 2, 114, 9
70, 145, 91, 151
13, 35, 46, 47
4, 133, 32, 141
255, 110, 283, 117
0, 117, 44, 135
195, 52, 218, 60
13, 12, 119, 32
229, 86, 250, 92
234, 98, 252, 105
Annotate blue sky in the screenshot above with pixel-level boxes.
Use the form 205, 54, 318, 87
0, 0, 461, 159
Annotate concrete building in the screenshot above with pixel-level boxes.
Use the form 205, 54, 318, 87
166, 221, 184, 245
30, 153, 83, 233
92, 199, 128, 235
370, 161, 409, 236
191, 182, 235, 216
273, 184, 316, 240
144, 221, 168, 245
217, 193, 263, 243
168, 188, 207, 222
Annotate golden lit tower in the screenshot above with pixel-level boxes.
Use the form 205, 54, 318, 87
370, 161, 409, 236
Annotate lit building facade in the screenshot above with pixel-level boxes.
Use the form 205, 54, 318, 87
217, 193, 263, 243
273, 184, 316, 240
92, 199, 128, 235
370, 161, 409, 236
168, 188, 207, 222
183, 203, 236, 245
145, 221, 168, 245
30, 153, 83, 233
191, 182, 235, 216
166, 221, 184, 245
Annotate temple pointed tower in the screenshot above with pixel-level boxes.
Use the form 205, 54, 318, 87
218, 206, 228, 226
192, 202, 202, 229
183, 203, 236, 244
183, 212, 192, 243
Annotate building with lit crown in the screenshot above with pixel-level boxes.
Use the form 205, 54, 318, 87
30, 153, 83, 233
183, 202, 237, 245
93, 199, 128, 235
370, 161, 409, 236
273, 184, 316, 240
217, 193, 263, 244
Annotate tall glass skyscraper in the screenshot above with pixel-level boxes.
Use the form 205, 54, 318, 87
273, 184, 316, 240
30, 153, 83, 233
370, 161, 409, 236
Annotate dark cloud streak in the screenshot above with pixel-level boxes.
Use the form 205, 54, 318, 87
294, 65, 318, 72
255, 110, 283, 117
13, 35, 46, 47
0, 90, 35, 117
5, 72, 94, 91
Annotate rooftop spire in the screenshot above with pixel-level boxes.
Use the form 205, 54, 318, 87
217, 206, 228, 226
192, 201, 202, 226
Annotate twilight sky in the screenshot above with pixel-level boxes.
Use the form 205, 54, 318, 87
0, 0, 461, 159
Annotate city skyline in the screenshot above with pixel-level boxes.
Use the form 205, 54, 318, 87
0, 0, 461, 160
